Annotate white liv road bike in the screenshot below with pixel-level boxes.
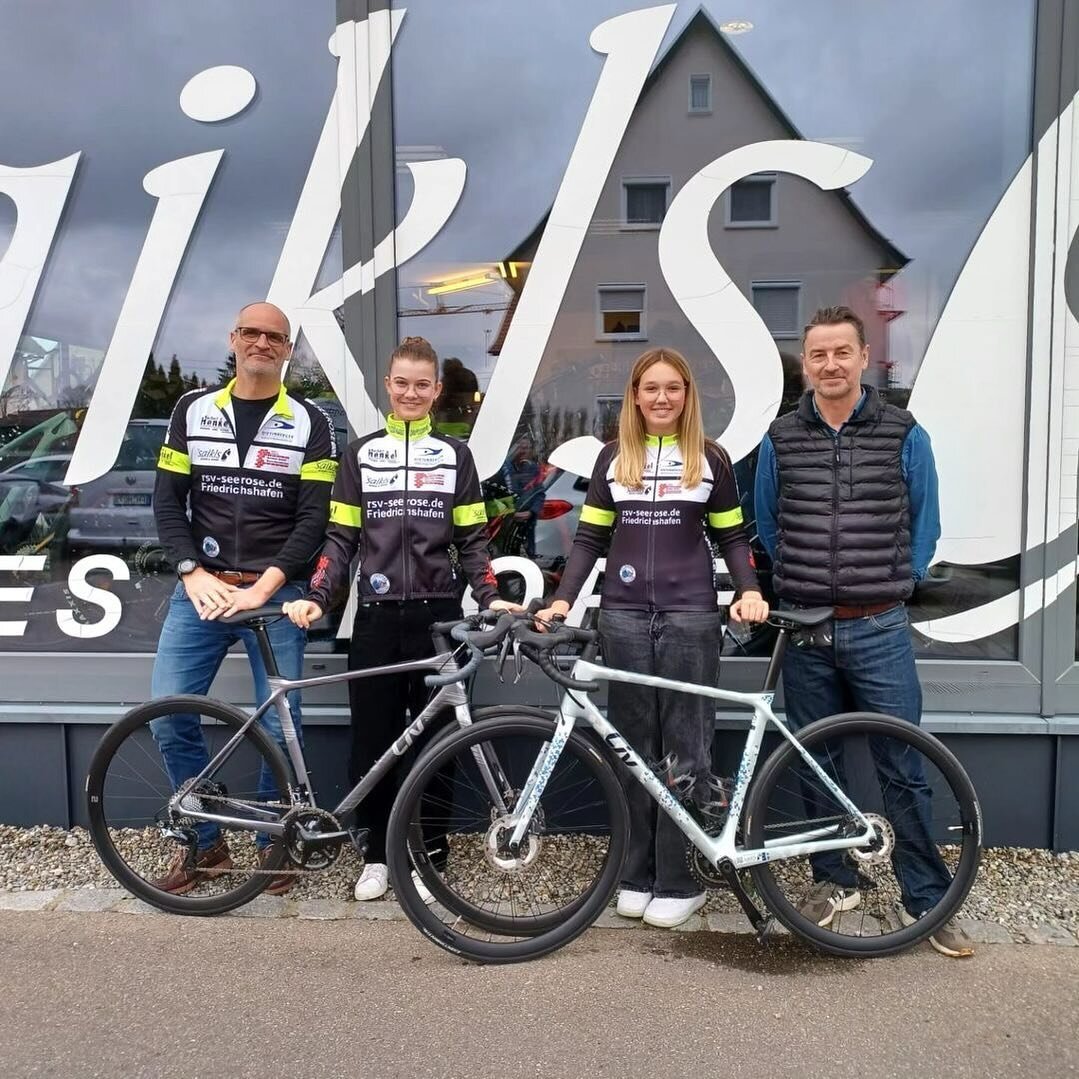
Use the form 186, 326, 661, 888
386, 608, 982, 964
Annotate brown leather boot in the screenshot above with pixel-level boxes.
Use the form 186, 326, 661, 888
258, 847, 296, 896
151, 838, 232, 894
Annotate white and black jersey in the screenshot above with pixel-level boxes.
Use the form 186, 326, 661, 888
154, 380, 338, 579
306, 413, 498, 609
554, 436, 758, 612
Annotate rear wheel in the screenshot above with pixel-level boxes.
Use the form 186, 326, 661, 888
387, 714, 629, 963
86, 695, 292, 915
744, 712, 981, 957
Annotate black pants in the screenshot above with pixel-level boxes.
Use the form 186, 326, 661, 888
347, 597, 461, 864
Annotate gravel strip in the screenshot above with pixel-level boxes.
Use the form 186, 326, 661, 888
1, 824, 1076, 943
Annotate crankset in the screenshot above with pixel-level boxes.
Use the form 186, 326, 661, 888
281, 806, 347, 870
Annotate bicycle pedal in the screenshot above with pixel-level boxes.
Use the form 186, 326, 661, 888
348, 827, 370, 858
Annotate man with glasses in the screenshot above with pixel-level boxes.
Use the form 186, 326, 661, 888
149, 302, 338, 895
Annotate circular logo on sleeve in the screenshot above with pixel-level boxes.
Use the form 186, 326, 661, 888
619, 564, 636, 584
369, 573, 391, 594
202, 536, 221, 558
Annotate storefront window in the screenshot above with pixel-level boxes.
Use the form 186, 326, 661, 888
0, 2, 343, 651
392, 0, 1035, 658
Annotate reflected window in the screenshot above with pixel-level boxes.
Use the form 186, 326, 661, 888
622, 178, 669, 226
688, 73, 712, 113
597, 285, 646, 341
727, 173, 777, 227
752, 282, 801, 339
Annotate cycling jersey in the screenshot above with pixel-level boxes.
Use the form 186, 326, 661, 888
306, 413, 498, 608
553, 436, 758, 612
154, 380, 337, 579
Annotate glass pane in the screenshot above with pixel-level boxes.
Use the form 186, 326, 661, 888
752, 286, 799, 336
690, 75, 711, 111
730, 178, 773, 222
391, 0, 1034, 659
0, 2, 343, 652
625, 183, 667, 224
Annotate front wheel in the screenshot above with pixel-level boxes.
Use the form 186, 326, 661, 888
86, 695, 292, 915
387, 714, 629, 964
744, 712, 981, 957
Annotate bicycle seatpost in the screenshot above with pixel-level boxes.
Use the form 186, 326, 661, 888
252, 623, 281, 678
761, 626, 789, 694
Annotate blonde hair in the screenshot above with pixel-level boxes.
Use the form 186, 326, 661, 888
613, 348, 706, 490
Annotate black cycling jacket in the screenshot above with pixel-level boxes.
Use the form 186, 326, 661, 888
154, 380, 337, 580
306, 413, 498, 609
553, 436, 759, 612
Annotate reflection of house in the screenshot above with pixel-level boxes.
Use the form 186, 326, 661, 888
490, 9, 907, 440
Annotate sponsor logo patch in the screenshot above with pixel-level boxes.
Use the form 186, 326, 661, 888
363, 470, 400, 489
266, 418, 295, 431
367, 447, 398, 464
414, 471, 446, 489
202, 536, 220, 558
619, 564, 636, 584
196, 415, 230, 433
658, 482, 682, 497
417, 446, 444, 464
254, 447, 292, 471
193, 445, 233, 463
369, 573, 391, 594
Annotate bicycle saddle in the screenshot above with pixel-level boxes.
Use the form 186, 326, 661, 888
768, 607, 833, 629
220, 605, 286, 625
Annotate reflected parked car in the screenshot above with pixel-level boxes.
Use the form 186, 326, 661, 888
0, 474, 73, 557
1, 454, 74, 485
67, 419, 168, 554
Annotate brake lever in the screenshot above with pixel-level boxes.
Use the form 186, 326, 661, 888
496, 633, 513, 684
512, 637, 525, 684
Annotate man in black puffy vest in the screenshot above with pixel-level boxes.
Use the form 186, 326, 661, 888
754, 305, 973, 958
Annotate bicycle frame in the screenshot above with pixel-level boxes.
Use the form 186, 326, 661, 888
505, 659, 876, 871
166, 648, 494, 838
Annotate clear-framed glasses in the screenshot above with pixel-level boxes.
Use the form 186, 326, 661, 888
235, 326, 290, 347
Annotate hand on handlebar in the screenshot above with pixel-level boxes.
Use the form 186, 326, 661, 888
729, 590, 769, 624
533, 600, 570, 632
488, 599, 524, 613
282, 599, 324, 630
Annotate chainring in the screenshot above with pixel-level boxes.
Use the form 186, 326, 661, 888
282, 806, 344, 870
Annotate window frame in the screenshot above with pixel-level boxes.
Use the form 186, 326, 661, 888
620, 176, 672, 231
751, 280, 801, 340
688, 73, 712, 114
725, 171, 778, 228
595, 283, 647, 342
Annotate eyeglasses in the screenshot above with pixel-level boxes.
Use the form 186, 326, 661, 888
234, 326, 290, 347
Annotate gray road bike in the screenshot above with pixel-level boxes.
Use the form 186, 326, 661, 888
86, 606, 544, 924
386, 608, 983, 964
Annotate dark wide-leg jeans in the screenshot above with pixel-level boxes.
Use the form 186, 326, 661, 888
598, 608, 720, 898
781, 603, 954, 915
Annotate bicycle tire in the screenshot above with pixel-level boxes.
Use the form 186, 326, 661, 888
744, 711, 981, 957
387, 714, 629, 963
86, 694, 292, 916
407, 705, 615, 936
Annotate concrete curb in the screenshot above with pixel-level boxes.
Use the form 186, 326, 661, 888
1, 888, 1076, 946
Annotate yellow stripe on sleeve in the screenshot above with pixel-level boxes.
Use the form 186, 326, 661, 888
329, 500, 362, 527
300, 458, 338, 482
453, 502, 487, 527
157, 446, 191, 475
708, 508, 744, 529
580, 504, 616, 527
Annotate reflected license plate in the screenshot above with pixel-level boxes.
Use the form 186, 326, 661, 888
113, 493, 151, 507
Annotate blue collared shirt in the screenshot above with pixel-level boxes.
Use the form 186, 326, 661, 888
754, 393, 941, 581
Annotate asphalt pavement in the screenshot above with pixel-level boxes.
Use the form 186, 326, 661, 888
0, 911, 1075, 1078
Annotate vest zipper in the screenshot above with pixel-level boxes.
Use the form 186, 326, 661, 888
830, 429, 840, 605
402, 420, 411, 597
221, 402, 242, 570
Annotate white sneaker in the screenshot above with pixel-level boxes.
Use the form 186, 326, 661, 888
642, 893, 706, 928
615, 889, 653, 919
354, 862, 389, 901
411, 870, 436, 906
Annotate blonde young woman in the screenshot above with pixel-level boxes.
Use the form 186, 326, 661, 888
285, 336, 515, 901
537, 348, 768, 928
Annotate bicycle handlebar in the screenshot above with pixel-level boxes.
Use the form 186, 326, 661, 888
513, 622, 600, 692
423, 610, 517, 688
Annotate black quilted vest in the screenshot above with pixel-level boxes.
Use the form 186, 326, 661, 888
768, 388, 916, 606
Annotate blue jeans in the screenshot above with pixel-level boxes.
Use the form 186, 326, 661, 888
781, 603, 953, 915
149, 581, 306, 849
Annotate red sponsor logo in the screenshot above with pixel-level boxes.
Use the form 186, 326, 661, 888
254, 447, 290, 470
310, 554, 331, 589
414, 471, 446, 488
658, 482, 682, 498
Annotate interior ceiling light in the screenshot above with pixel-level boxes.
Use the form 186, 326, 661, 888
719, 19, 753, 34
427, 272, 495, 296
